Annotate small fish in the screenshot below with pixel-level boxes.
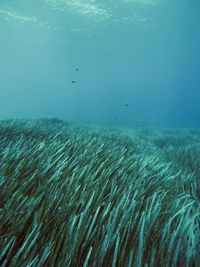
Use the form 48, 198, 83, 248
75, 68, 79, 71
124, 104, 129, 107
112, 117, 118, 120
72, 81, 76, 83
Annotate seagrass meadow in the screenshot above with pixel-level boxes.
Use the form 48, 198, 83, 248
0, 118, 199, 267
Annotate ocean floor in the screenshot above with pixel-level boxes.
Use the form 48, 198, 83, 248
0, 118, 199, 266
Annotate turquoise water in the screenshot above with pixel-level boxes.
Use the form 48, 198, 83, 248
0, 0, 200, 128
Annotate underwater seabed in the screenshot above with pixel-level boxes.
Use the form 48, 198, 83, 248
0, 118, 199, 267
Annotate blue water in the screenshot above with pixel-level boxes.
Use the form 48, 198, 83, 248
0, 0, 200, 128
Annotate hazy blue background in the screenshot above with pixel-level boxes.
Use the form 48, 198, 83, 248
0, 0, 200, 128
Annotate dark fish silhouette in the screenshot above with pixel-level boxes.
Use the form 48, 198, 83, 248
75, 68, 79, 71
72, 81, 76, 83
124, 104, 129, 107
112, 117, 118, 120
